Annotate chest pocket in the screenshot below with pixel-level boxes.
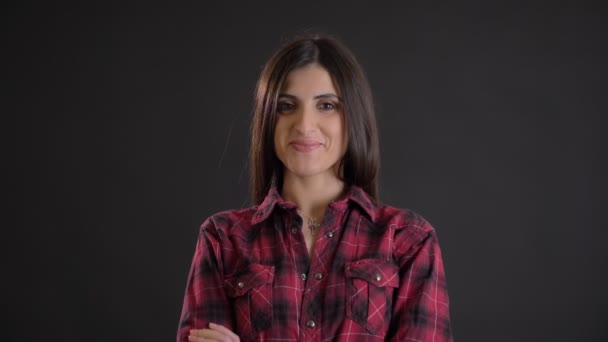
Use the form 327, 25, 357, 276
345, 259, 399, 336
224, 263, 274, 340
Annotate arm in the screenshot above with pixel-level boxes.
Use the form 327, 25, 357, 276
176, 220, 235, 342
388, 226, 454, 341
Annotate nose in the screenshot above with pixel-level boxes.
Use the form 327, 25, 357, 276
293, 103, 317, 135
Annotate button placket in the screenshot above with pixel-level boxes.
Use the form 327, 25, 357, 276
299, 209, 344, 335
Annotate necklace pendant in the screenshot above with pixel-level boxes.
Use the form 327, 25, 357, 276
297, 209, 321, 235
309, 218, 320, 231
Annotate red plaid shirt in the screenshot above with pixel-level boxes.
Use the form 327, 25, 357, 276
177, 185, 453, 341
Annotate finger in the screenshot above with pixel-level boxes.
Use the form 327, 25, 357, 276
209, 323, 239, 341
187, 334, 215, 342
189, 328, 231, 342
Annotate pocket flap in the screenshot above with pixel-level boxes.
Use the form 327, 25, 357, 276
345, 259, 399, 288
224, 263, 275, 297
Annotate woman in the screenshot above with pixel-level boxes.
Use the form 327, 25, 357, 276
178, 34, 453, 342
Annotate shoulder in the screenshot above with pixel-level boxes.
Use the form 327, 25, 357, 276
369, 204, 443, 261
347, 185, 434, 239
199, 206, 258, 235
371, 203, 436, 242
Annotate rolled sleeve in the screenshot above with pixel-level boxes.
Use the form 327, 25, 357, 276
176, 221, 233, 342
389, 226, 453, 341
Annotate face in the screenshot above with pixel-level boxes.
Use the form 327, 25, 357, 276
273, 64, 347, 181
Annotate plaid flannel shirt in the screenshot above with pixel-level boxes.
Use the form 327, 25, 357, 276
177, 185, 453, 341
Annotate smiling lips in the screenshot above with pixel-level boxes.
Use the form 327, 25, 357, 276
289, 139, 323, 152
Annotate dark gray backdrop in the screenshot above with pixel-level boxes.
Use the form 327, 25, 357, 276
6, 1, 606, 341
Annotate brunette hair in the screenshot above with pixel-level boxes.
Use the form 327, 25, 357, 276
250, 33, 380, 204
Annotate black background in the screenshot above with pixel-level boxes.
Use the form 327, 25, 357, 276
6, 1, 606, 341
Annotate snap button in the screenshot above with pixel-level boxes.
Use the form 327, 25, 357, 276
306, 320, 316, 328
326, 231, 334, 238
315, 273, 323, 280
291, 227, 298, 234
300, 273, 307, 280
238, 281, 245, 289
374, 274, 381, 282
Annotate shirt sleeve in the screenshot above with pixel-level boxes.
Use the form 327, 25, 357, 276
176, 220, 234, 342
388, 224, 454, 341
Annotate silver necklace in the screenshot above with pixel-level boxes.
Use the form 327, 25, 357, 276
297, 210, 321, 236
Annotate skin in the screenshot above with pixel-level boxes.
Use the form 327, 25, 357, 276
189, 323, 239, 342
274, 63, 348, 256
274, 63, 347, 185
190, 63, 347, 341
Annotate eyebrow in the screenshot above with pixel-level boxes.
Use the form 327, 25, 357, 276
278, 93, 343, 101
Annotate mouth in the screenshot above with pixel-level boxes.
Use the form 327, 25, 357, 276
289, 140, 323, 152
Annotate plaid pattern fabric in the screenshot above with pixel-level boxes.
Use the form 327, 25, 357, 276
177, 185, 453, 341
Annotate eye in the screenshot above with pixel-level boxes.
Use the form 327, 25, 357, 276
277, 102, 295, 113
318, 102, 337, 111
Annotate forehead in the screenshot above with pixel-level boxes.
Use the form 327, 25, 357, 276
281, 64, 340, 96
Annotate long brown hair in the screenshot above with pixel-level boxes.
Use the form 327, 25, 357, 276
250, 34, 380, 205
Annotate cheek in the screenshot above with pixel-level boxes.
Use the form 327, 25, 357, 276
273, 120, 287, 152
341, 132, 348, 153
273, 133, 281, 156
330, 118, 347, 149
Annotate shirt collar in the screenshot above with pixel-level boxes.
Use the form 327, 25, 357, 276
251, 186, 284, 225
251, 184, 376, 225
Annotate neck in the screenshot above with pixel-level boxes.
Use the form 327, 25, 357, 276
281, 172, 345, 220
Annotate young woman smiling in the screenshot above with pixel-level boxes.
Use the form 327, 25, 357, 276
177, 34, 454, 342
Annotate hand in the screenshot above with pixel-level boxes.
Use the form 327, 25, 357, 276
188, 323, 240, 342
